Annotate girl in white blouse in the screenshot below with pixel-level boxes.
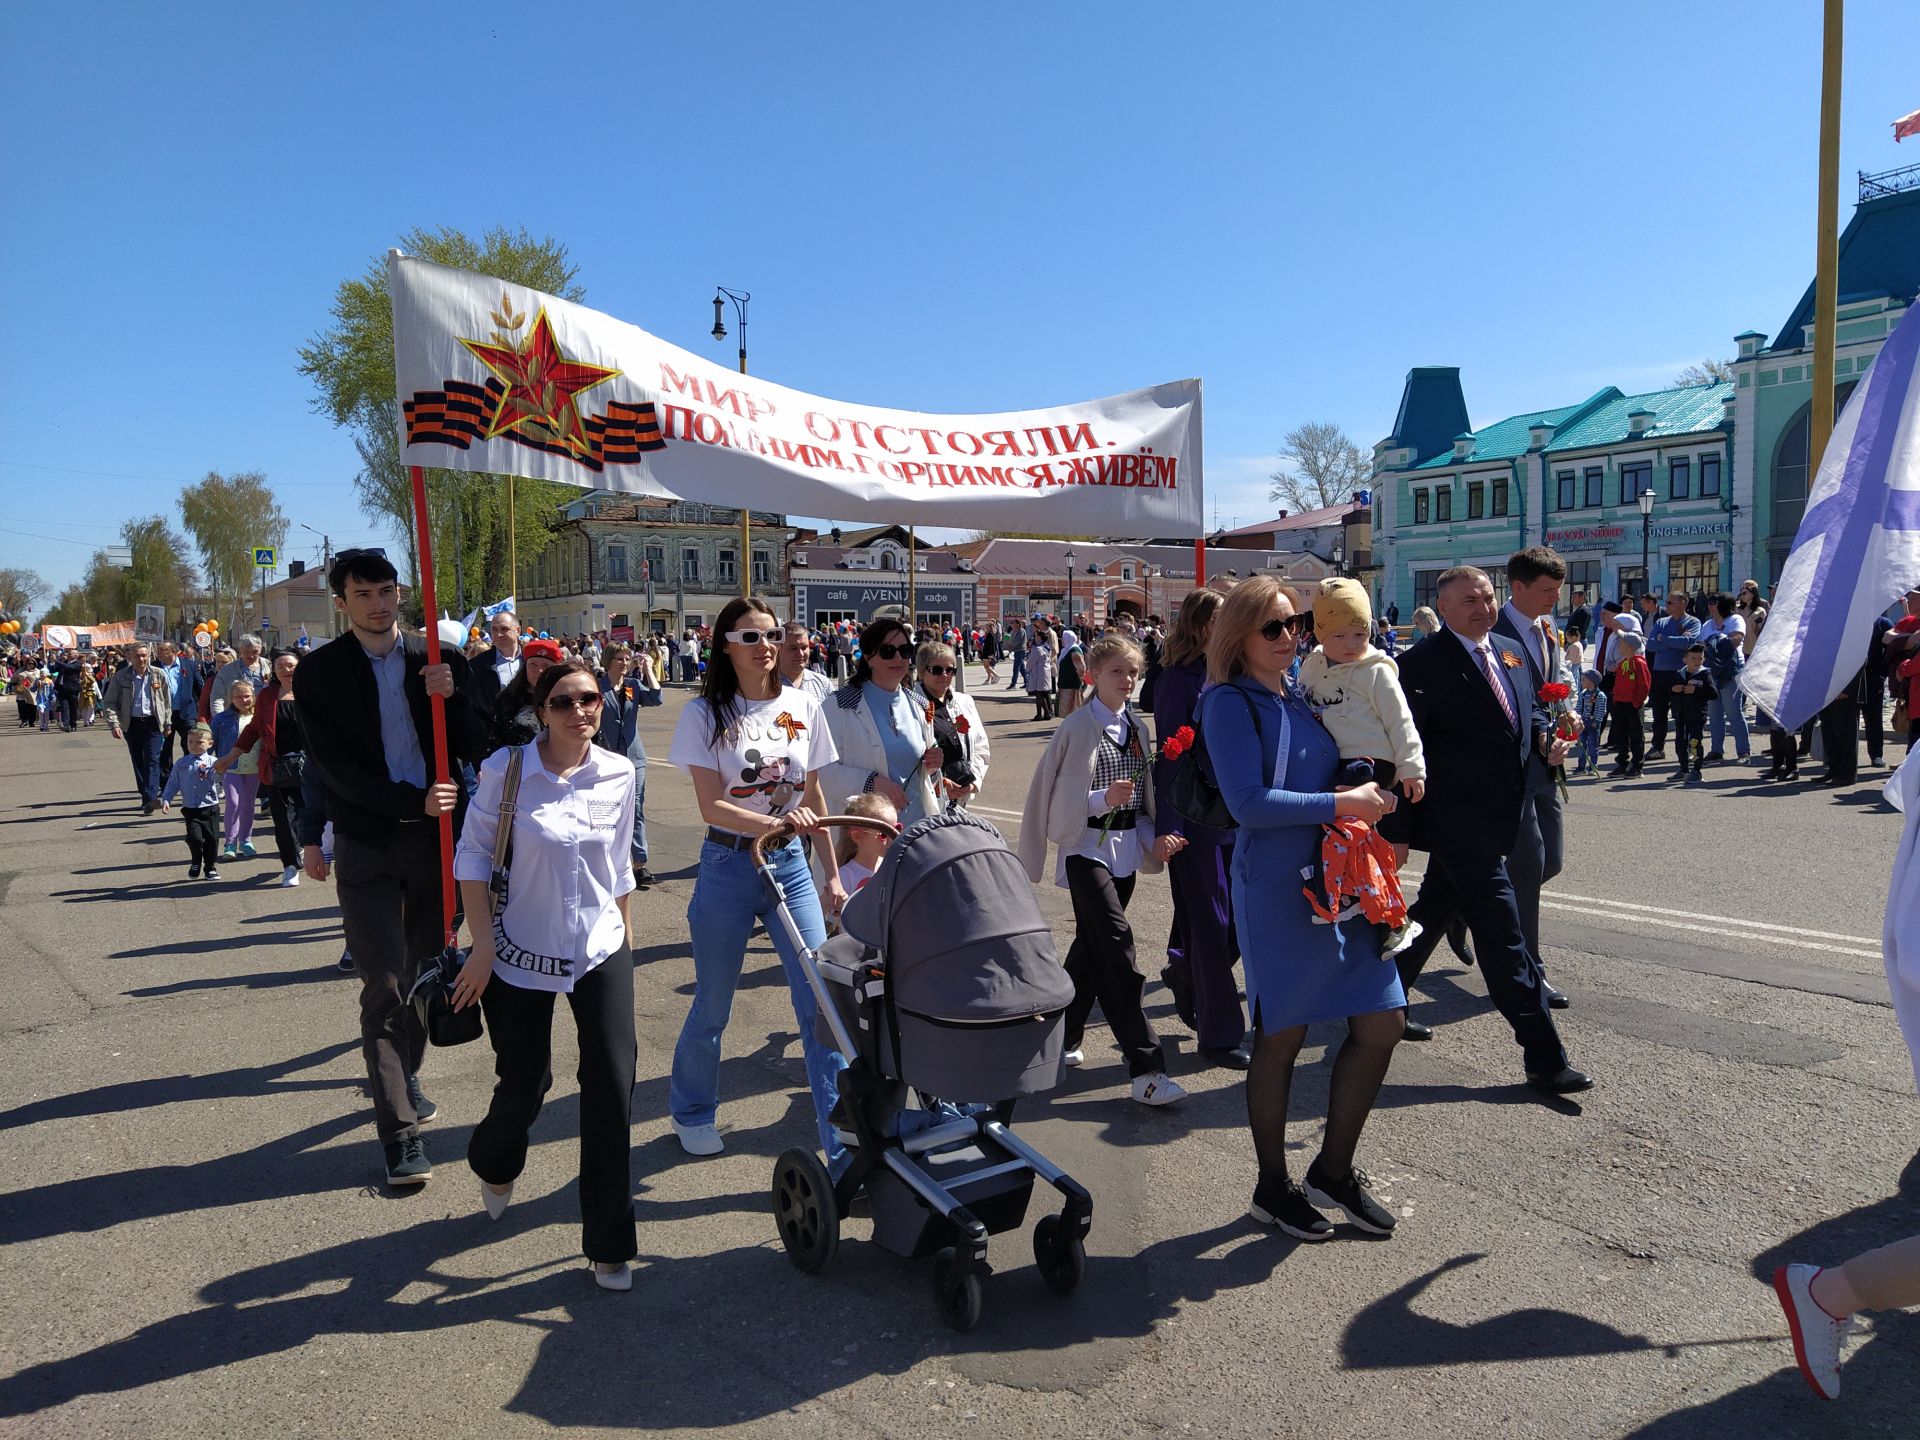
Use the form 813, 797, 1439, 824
452, 659, 639, 1292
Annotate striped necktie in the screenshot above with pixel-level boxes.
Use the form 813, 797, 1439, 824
1476, 644, 1518, 728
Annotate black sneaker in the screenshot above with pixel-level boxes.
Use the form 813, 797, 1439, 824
187, 863, 201, 879
1249, 1175, 1333, 1241
336, 949, 356, 975
383, 1136, 432, 1187
1304, 1160, 1397, 1235
205, 867, 221, 880
406, 1073, 438, 1123
633, 865, 655, 890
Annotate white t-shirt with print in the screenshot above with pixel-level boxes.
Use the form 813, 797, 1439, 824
669, 689, 837, 835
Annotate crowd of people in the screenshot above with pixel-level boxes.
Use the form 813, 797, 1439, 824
4, 542, 1913, 1388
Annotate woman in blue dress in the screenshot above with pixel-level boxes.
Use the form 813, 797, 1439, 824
1200, 575, 1406, 1242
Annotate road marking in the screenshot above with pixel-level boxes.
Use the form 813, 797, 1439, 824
1545, 889, 1878, 947
1537, 898, 1881, 960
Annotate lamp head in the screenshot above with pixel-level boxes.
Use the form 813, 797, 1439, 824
1638, 487, 1655, 517
711, 295, 726, 342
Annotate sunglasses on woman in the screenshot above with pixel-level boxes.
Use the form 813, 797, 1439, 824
545, 691, 604, 714
870, 643, 913, 661
923, 664, 955, 676
724, 628, 778, 646
1260, 615, 1307, 641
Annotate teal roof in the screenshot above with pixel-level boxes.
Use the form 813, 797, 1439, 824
1772, 188, 1920, 350
1388, 367, 1472, 465
1410, 401, 1583, 470
1543, 381, 1733, 454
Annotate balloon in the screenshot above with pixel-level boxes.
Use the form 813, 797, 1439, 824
207, 620, 219, 632
539, 631, 550, 639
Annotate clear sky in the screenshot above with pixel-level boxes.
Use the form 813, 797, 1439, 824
2, 1, 1914, 607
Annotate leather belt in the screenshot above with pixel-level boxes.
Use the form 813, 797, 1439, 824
1088, 811, 1138, 831
706, 826, 788, 851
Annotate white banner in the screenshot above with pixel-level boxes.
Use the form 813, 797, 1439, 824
389, 254, 1204, 536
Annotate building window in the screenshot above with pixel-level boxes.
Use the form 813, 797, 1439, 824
880, 550, 897, 570
1619, 564, 1647, 600
1773, 384, 1858, 536
605, 543, 628, 584
644, 545, 665, 582
1413, 490, 1430, 524
1619, 461, 1651, 508
1467, 481, 1485, 519
717, 547, 738, 585
1557, 470, 1576, 510
1566, 559, 1601, 601
1492, 477, 1509, 516
1699, 453, 1722, 497
1482, 565, 1509, 603
681, 546, 700, 584
1121, 563, 1135, 582
752, 549, 771, 587
1668, 551, 1720, 600
1583, 467, 1604, 507
1413, 568, 1445, 611
1668, 458, 1690, 501
1434, 486, 1453, 522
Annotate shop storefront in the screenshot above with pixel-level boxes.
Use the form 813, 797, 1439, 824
1541, 517, 1732, 602
790, 577, 976, 631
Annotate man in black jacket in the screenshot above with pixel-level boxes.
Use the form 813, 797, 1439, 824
1381, 566, 1593, 1096
296, 550, 485, 1187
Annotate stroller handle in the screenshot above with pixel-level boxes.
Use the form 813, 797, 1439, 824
750, 814, 901, 867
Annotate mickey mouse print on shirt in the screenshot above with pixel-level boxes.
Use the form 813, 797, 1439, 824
668, 689, 838, 826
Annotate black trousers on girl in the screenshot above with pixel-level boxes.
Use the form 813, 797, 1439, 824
1061, 856, 1164, 1078
469, 943, 637, 1264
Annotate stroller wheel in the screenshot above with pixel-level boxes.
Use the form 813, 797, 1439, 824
771, 1148, 839, 1274
1032, 1214, 1086, 1296
932, 1248, 984, 1332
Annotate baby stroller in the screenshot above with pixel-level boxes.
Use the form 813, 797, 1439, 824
753, 809, 1093, 1332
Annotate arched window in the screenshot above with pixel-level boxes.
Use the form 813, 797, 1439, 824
1772, 381, 1859, 535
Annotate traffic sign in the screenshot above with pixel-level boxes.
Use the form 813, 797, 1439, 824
253, 546, 277, 568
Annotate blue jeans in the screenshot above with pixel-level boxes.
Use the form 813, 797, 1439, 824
629, 736, 649, 866
1708, 677, 1750, 757
670, 838, 845, 1165
122, 715, 164, 801
1576, 727, 1601, 770
1008, 650, 1026, 688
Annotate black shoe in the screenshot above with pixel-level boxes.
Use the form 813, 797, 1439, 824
187, 864, 201, 879
1544, 981, 1570, 1009
633, 865, 655, 889
1198, 1041, 1253, 1070
141, 799, 158, 814
1402, 1018, 1434, 1042
1526, 1066, 1596, 1095
383, 1136, 432, 1186
406, 1073, 438, 1123
1249, 1175, 1333, 1241
1444, 919, 1475, 968
1305, 1160, 1397, 1235
1647, 749, 1665, 762
337, 949, 356, 974
1160, 965, 1197, 1029
1628, 764, 1644, 777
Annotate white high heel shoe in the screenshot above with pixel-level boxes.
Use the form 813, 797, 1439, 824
590, 1261, 632, 1292
481, 1181, 513, 1220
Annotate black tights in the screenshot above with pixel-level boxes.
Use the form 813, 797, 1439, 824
1246, 1007, 1403, 1183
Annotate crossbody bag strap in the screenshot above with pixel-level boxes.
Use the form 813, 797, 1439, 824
488, 745, 525, 917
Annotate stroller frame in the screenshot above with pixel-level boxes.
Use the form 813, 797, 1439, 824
753, 816, 1093, 1330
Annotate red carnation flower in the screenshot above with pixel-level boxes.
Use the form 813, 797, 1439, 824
1538, 681, 1572, 704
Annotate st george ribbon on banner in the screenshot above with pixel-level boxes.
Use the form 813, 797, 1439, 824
387, 253, 1205, 536
1744, 300, 1920, 731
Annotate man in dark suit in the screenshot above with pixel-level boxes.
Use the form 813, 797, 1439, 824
1381, 566, 1593, 1095
296, 550, 487, 1187
465, 608, 524, 723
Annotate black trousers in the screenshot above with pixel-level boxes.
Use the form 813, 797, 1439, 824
1609, 701, 1644, 769
1675, 709, 1708, 769
1061, 856, 1164, 1077
55, 690, 78, 730
263, 782, 303, 868
1164, 839, 1245, 1048
1648, 670, 1680, 751
1397, 850, 1567, 1076
181, 806, 219, 869
161, 711, 194, 774
1819, 698, 1860, 784
470, 947, 637, 1264
334, 824, 441, 1143
1864, 677, 1886, 764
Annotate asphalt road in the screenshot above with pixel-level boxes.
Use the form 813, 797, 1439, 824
2, 671, 1916, 1439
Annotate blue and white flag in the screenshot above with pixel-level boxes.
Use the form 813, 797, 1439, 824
1745, 302, 1920, 730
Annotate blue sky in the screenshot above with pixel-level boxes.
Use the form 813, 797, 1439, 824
3, 1, 1915, 608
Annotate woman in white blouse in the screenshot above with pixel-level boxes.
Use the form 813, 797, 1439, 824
911, 639, 991, 808
821, 616, 942, 829
452, 658, 639, 1292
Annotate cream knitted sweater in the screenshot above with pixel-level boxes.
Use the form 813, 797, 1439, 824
1298, 647, 1426, 782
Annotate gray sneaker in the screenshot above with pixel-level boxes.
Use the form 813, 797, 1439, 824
383, 1136, 431, 1187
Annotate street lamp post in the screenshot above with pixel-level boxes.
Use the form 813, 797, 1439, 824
1638, 486, 1656, 598
1063, 547, 1075, 629
711, 286, 751, 596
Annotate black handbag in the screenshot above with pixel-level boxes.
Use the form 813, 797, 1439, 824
1167, 686, 1261, 831
415, 746, 525, 1048
270, 749, 308, 789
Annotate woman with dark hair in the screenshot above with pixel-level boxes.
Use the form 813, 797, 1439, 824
219, 648, 307, 887
666, 595, 847, 1162
821, 615, 941, 829
485, 637, 562, 756
1153, 586, 1248, 1067
1201, 576, 1404, 1240
452, 658, 640, 1291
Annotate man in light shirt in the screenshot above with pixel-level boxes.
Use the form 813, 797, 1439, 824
779, 620, 834, 701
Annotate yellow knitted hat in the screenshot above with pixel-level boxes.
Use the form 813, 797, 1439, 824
1313, 577, 1373, 635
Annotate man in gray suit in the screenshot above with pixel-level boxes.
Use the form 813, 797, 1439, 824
1493, 545, 1573, 1009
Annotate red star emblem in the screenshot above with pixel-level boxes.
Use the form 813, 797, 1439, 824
460, 308, 621, 459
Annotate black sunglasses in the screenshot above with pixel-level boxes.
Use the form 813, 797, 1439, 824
545, 692, 604, 714
870, 643, 913, 661
1260, 615, 1308, 641
924, 664, 955, 676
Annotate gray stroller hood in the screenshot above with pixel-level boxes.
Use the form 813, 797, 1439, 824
833, 809, 1073, 1099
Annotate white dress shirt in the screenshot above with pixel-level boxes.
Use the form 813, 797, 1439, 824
1500, 601, 1550, 677
454, 741, 637, 994
1057, 695, 1148, 887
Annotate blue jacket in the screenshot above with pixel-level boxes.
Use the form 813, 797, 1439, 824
161, 754, 221, 809
1647, 613, 1702, 671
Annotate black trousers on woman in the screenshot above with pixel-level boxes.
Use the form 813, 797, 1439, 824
1163, 840, 1245, 1049
1061, 856, 1164, 1078
263, 782, 302, 867
469, 943, 637, 1264
1819, 697, 1860, 784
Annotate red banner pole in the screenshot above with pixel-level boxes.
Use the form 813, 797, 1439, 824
1194, 536, 1207, 587
409, 464, 457, 943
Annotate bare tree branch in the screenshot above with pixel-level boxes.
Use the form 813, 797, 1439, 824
1271, 421, 1369, 513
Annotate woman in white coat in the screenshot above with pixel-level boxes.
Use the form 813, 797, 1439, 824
821, 615, 942, 826
911, 639, 991, 810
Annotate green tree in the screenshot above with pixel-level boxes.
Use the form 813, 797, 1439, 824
120, 515, 195, 621
298, 225, 584, 610
179, 470, 288, 632
0, 566, 49, 617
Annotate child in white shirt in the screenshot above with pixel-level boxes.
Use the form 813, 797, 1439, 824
829, 792, 897, 928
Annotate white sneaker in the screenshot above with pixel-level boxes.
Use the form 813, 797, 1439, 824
1062, 1048, 1084, 1068
1130, 1072, 1187, 1107
280, 866, 300, 887
1773, 1264, 1854, 1400
1382, 919, 1425, 959
671, 1119, 724, 1156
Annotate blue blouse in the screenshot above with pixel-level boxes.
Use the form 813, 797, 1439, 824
864, 681, 929, 825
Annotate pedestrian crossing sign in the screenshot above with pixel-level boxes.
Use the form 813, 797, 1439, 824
253, 546, 276, 568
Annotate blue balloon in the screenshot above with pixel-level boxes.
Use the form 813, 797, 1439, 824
539, 630, 550, 639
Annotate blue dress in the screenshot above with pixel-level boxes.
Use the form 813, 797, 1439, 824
1201, 676, 1406, 1033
